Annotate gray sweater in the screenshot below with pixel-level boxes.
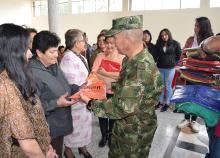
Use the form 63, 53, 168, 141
29, 58, 74, 139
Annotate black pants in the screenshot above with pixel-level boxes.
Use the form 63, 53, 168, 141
185, 114, 197, 121
206, 127, 215, 158
99, 93, 115, 138
51, 136, 64, 157
99, 117, 115, 138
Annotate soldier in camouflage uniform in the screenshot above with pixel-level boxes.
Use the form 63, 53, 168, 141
80, 15, 162, 158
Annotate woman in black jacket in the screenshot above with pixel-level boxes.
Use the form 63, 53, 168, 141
155, 28, 181, 112
143, 29, 157, 62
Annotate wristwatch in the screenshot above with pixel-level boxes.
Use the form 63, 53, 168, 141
87, 100, 93, 111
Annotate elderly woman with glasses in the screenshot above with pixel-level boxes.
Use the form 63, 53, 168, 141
60, 29, 92, 158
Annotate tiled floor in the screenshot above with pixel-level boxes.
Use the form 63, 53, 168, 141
68, 110, 209, 158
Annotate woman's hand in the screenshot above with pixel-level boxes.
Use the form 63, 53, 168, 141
57, 92, 78, 107
197, 48, 207, 58
46, 145, 58, 158
97, 67, 105, 75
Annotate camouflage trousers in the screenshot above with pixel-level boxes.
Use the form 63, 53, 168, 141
108, 131, 155, 158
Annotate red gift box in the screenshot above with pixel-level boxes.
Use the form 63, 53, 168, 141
70, 73, 106, 100
100, 59, 121, 72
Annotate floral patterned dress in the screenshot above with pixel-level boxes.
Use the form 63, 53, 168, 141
60, 50, 92, 148
0, 70, 51, 157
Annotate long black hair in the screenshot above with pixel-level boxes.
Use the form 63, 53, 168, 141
0, 23, 37, 102
196, 17, 214, 44
156, 28, 173, 46
143, 29, 152, 43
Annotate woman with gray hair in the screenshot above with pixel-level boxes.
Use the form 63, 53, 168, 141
60, 29, 92, 158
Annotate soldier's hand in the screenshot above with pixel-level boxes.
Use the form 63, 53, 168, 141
79, 92, 91, 104
79, 93, 93, 111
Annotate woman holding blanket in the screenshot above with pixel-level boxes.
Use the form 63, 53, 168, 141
60, 29, 92, 158
178, 17, 214, 133
92, 35, 125, 147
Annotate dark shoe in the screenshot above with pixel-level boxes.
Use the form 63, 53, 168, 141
78, 147, 92, 158
160, 104, 169, 112
155, 102, 163, 109
173, 109, 178, 113
98, 136, 107, 147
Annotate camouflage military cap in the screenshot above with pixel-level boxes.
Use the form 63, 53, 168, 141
105, 15, 143, 37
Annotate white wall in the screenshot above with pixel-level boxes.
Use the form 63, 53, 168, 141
0, 0, 32, 26
0, 0, 219, 47
32, 0, 220, 47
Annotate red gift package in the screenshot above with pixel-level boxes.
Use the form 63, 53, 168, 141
70, 73, 106, 100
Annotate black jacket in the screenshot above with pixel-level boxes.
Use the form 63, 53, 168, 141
29, 58, 77, 139
155, 40, 181, 68
145, 42, 157, 62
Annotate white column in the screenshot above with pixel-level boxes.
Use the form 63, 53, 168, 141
200, 0, 209, 9
123, 0, 129, 12
48, 0, 59, 34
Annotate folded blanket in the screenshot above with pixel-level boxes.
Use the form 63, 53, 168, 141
182, 58, 220, 66
182, 64, 220, 74
176, 102, 219, 127
171, 85, 220, 113
179, 68, 217, 85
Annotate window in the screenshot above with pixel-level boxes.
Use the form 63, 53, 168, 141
33, 0, 71, 16
210, 0, 220, 7
131, 0, 201, 11
71, 0, 81, 14
58, 0, 71, 15
95, 0, 108, 12
145, 0, 161, 10
71, 0, 122, 14
33, 0, 48, 16
131, 0, 145, 11
162, 0, 180, 9
83, 0, 96, 13
181, 0, 200, 9
33, 0, 122, 15
109, 0, 123, 11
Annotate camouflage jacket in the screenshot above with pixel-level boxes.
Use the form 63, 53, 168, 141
91, 49, 162, 156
